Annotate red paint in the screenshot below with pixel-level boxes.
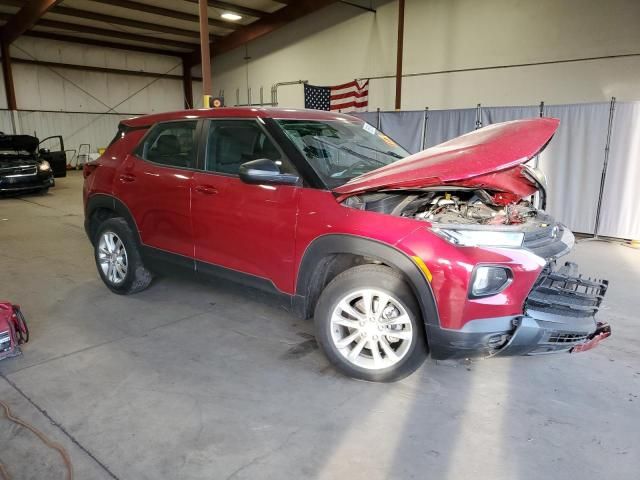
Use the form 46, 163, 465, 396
334, 117, 559, 198
191, 173, 300, 290
83, 108, 563, 332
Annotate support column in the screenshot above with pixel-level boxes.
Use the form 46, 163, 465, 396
183, 59, 193, 109
198, 0, 212, 107
394, 0, 405, 110
1, 41, 17, 111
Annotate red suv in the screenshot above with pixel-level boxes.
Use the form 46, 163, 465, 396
83, 108, 610, 382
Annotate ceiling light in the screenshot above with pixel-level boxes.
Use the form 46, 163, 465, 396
221, 12, 242, 21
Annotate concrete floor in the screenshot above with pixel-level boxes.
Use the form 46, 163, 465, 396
0, 172, 638, 480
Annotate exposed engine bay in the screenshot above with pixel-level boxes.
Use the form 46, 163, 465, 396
343, 188, 552, 228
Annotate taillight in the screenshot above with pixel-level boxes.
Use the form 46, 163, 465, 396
83, 163, 98, 178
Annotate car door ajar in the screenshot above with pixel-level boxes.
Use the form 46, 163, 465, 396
113, 120, 199, 261
191, 118, 300, 293
38, 135, 67, 178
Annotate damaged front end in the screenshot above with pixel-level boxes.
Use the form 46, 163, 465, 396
337, 118, 610, 359
343, 185, 611, 359
495, 262, 610, 356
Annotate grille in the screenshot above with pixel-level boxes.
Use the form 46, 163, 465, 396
546, 332, 589, 344
525, 261, 608, 318
523, 224, 568, 259
0, 165, 37, 176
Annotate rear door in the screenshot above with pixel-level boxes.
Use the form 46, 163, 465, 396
114, 120, 200, 261
38, 135, 67, 178
191, 118, 300, 292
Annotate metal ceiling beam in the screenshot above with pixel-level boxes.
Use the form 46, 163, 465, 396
1, 0, 61, 44
87, 0, 239, 30
0, 12, 200, 50
339, 1, 376, 13
24, 31, 185, 57
182, 0, 267, 19
188, 0, 338, 65
51, 5, 216, 41
34, 18, 199, 50
6, 57, 190, 80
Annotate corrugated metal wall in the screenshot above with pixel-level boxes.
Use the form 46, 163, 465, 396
0, 37, 187, 155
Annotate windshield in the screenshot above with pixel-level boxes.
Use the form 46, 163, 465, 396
276, 119, 409, 188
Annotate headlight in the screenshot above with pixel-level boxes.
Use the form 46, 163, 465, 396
38, 160, 51, 172
432, 228, 524, 248
470, 266, 512, 298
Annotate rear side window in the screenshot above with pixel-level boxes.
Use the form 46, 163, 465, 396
136, 121, 198, 169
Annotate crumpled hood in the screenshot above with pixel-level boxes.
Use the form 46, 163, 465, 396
334, 117, 559, 198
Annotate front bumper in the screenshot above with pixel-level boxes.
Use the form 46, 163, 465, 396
428, 261, 610, 359
0, 170, 54, 193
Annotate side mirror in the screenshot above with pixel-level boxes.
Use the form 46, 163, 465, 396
238, 159, 300, 186
39, 148, 50, 155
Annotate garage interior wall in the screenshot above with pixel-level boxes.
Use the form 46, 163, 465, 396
0, 36, 190, 153
210, 0, 640, 110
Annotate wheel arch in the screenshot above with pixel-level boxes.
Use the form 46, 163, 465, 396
85, 194, 140, 245
294, 234, 439, 328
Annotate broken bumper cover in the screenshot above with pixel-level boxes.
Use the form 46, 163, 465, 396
428, 262, 610, 360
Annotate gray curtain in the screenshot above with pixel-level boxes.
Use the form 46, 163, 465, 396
538, 103, 611, 234
597, 101, 640, 239
353, 111, 380, 129
481, 105, 539, 126
424, 108, 476, 147
379, 111, 426, 154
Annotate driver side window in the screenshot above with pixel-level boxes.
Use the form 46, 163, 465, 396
205, 120, 282, 175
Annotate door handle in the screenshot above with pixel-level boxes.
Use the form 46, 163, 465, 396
119, 173, 136, 183
194, 185, 218, 195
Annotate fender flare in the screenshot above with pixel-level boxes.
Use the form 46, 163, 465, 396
84, 194, 140, 244
295, 234, 440, 327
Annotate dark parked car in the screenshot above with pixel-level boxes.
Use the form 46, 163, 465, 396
82, 108, 610, 382
0, 133, 66, 195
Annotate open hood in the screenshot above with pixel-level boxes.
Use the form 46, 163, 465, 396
0, 134, 39, 153
334, 117, 559, 198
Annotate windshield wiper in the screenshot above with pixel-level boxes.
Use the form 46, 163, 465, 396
355, 143, 404, 159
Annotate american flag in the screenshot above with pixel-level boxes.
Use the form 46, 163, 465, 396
304, 80, 369, 113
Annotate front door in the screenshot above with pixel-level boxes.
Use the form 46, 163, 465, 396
191, 119, 300, 293
39, 135, 67, 178
113, 120, 199, 260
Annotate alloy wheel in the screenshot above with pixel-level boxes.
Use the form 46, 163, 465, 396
330, 288, 413, 370
98, 231, 128, 285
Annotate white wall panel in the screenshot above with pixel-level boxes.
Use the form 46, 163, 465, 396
0, 111, 14, 134
210, 0, 640, 110
10, 37, 184, 114
17, 111, 132, 154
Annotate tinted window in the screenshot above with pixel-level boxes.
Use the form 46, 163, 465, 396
138, 121, 197, 168
205, 120, 281, 175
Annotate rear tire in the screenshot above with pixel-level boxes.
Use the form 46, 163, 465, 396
314, 264, 427, 382
94, 218, 153, 295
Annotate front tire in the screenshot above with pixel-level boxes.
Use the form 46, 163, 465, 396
314, 264, 427, 382
94, 218, 153, 295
